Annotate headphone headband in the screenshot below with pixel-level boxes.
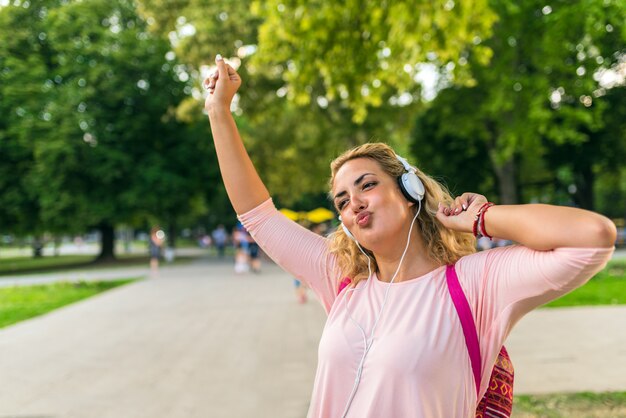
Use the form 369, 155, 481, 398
395, 154, 415, 173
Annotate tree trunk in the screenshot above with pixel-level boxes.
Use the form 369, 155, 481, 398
54, 236, 61, 256
32, 237, 44, 258
573, 164, 595, 211
493, 158, 519, 204
167, 222, 176, 249
485, 122, 519, 205
97, 223, 116, 261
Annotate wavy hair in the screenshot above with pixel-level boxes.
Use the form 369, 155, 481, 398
328, 143, 476, 286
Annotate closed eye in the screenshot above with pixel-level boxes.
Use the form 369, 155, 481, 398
363, 181, 377, 190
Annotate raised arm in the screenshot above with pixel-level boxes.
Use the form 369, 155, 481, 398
204, 55, 270, 214
438, 193, 616, 250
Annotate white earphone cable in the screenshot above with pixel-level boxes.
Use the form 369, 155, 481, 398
340, 199, 422, 418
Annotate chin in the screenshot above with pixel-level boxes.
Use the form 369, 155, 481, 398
356, 229, 385, 251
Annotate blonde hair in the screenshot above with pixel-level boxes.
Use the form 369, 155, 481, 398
328, 143, 476, 286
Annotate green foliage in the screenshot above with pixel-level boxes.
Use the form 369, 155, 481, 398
137, 0, 501, 204
252, 0, 497, 122
138, 0, 260, 65
0, 0, 221, 252
0, 278, 135, 328
411, 86, 496, 197
0, 1, 53, 235
3, 0, 625, 239
411, 0, 626, 206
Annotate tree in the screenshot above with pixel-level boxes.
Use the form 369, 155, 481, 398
411, 86, 496, 197
252, 0, 497, 122
132, 0, 501, 206
412, 0, 626, 206
0, 0, 62, 249
0, 0, 217, 259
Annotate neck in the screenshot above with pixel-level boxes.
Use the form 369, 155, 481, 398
373, 227, 440, 283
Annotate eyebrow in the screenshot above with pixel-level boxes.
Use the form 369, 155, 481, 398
333, 173, 376, 201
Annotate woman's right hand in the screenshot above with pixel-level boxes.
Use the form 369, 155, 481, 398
204, 54, 242, 113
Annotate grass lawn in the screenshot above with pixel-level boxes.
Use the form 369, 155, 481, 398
543, 259, 626, 308
0, 255, 97, 275
513, 392, 626, 417
0, 253, 198, 276
0, 279, 136, 329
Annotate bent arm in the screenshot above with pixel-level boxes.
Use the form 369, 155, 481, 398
483, 204, 616, 250
208, 107, 270, 214
439, 194, 616, 251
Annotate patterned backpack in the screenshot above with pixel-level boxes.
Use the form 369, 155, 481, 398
337, 265, 514, 417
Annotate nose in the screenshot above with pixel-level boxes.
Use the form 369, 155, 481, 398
349, 194, 367, 213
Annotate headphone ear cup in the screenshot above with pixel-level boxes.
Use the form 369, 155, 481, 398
398, 172, 425, 203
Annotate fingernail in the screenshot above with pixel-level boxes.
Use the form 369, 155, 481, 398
462, 204, 467, 210
215, 54, 223, 62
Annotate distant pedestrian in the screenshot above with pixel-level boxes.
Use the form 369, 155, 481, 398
247, 231, 262, 273
211, 224, 228, 258
233, 223, 249, 273
149, 227, 165, 275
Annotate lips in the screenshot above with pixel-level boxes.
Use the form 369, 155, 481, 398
356, 211, 371, 226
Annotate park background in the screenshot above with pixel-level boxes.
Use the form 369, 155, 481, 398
1, 0, 626, 417
1, 0, 625, 258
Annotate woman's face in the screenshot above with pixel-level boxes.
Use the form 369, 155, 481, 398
332, 158, 414, 250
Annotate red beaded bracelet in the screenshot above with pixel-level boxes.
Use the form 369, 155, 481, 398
473, 202, 495, 239
479, 204, 494, 239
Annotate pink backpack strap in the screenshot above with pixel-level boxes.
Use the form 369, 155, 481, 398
445, 264, 481, 397
338, 277, 352, 294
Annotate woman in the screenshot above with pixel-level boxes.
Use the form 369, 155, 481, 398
204, 55, 616, 417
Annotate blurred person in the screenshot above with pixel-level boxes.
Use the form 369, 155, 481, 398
211, 224, 228, 258
232, 223, 249, 273
203, 56, 616, 417
247, 230, 262, 273
294, 278, 308, 304
199, 234, 212, 248
149, 227, 165, 275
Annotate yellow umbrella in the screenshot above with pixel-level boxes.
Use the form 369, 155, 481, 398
279, 208, 299, 221
306, 207, 335, 223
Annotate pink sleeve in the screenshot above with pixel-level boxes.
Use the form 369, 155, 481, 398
237, 199, 341, 313
455, 245, 613, 395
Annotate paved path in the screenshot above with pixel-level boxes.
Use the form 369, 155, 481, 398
0, 258, 625, 418
0, 248, 207, 288
507, 305, 626, 394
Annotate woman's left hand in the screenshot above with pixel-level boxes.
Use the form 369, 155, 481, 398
436, 192, 488, 233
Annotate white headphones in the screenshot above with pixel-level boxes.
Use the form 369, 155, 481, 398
340, 154, 425, 242
396, 154, 425, 204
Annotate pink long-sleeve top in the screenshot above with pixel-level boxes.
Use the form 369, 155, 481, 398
238, 199, 614, 418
